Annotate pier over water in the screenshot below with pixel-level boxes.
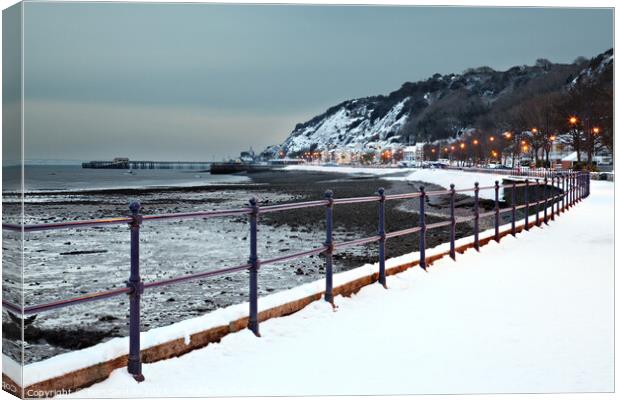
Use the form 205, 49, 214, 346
82, 159, 212, 170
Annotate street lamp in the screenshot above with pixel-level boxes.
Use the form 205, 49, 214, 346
593, 127, 600, 134
569, 116, 578, 125
532, 128, 538, 134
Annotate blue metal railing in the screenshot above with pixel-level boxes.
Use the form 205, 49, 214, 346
1, 170, 590, 381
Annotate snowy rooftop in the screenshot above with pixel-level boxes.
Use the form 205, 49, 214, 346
56, 168, 612, 397
562, 151, 589, 162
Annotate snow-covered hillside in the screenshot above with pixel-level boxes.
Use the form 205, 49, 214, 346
282, 98, 410, 153
267, 49, 612, 157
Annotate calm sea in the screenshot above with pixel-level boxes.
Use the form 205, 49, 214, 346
2, 164, 249, 193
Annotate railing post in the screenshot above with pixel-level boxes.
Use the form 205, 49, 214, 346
494, 180, 500, 242
543, 177, 548, 224
511, 181, 516, 236
576, 172, 580, 201
584, 172, 587, 198
324, 190, 334, 302
561, 174, 566, 212
571, 172, 575, 206
449, 184, 456, 260
583, 171, 590, 199
419, 186, 427, 270
573, 172, 576, 204
524, 179, 530, 230
248, 197, 260, 336
581, 172, 584, 200
583, 172, 586, 197
573, 172, 577, 205
570, 172, 576, 207
474, 182, 479, 250
377, 188, 387, 287
535, 179, 540, 226
568, 173, 572, 207
551, 176, 556, 221
567, 173, 571, 209
573, 172, 579, 204
127, 201, 144, 382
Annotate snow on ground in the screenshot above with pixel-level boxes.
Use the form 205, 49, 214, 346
283, 164, 409, 176
396, 168, 509, 200
65, 180, 613, 397
285, 165, 508, 199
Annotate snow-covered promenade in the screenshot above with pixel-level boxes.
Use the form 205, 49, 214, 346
67, 171, 613, 397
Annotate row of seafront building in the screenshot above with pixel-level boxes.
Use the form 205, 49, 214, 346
280, 141, 612, 171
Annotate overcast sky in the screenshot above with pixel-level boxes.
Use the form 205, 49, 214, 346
16, 3, 614, 161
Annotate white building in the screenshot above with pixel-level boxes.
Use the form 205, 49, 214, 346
403, 144, 425, 163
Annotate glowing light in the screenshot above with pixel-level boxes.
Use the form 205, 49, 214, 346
593, 127, 600, 134
550, 135, 556, 141
450, 145, 455, 151
473, 139, 479, 145
431, 148, 436, 153
489, 136, 495, 142
459, 143, 465, 149
532, 128, 538, 133
503, 132, 512, 139
569, 116, 578, 125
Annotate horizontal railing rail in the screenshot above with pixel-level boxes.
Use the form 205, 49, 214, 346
1, 170, 590, 382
